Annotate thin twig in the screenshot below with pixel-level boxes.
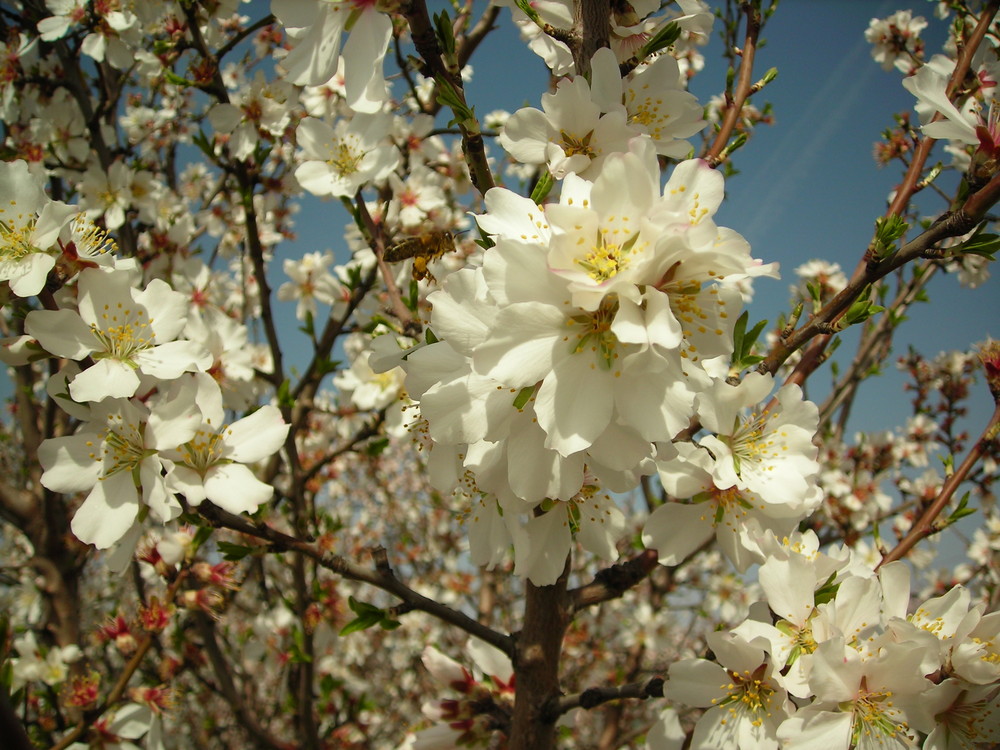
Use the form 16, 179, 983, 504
879, 402, 1000, 566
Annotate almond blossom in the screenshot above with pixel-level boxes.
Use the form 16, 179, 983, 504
25, 267, 212, 402
667, 631, 792, 750
406, 639, 515, 749
160, 374, 289, 515
0, 159, 75, 296
38, 396, 200, 548
294, 113, 399, 198
272, 0, 391, 113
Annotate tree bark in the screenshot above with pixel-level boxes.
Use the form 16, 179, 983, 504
508, 565, 571, 750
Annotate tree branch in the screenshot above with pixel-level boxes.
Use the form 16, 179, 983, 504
704, 2, 761, 165
196, 502, 513, 656
548, 677, 664, 720
880, 401, 1000, 566
568, 550, 660, 614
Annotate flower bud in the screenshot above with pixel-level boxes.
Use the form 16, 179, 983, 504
978, 339, 1000, 402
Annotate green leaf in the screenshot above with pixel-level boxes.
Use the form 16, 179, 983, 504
870, 215, 909, 261
638, 21, 681, 59
731, 311, 768, 370
954, 230, 1000, 259
946, 492, 977, 524
339, 612, 382, 636
365, 436, 390, 457
299, 310, 315, 338
841, 289, 884, 328
435, 79, 474, 128
288, 627, 312, 663
277, 379, 294, 409
218, 541, 253, 561
164, 69, 197, 87
433, 11, 456, 57
191, 129, 214, 159
347, 596, 383, 616
813, 573, 838, 606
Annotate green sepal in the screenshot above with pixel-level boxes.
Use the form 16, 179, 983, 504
512, 386, 534, 410
513, 0, 540, 24
530, 168, 554, 204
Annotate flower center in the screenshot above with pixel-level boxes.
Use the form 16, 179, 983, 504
560, 129, 595, 158
716, 666, 775, 727
0, 209, 40, 261
327, 137, 364, 177
177, 427, 225, 474
577, 230, 640, 283
568, 297, 620, 369
95, 415, 152, 480
91, 303, 154, 364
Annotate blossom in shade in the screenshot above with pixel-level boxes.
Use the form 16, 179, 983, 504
0, 159, 76, 297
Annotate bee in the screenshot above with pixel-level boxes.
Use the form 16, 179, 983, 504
383, 230, 456, 282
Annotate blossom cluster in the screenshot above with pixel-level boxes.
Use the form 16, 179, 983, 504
0, 1, 997, 748
0, 160, 289, 555
650, 531, 1000, 749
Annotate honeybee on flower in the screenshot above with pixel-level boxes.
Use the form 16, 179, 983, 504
383, 229, 457, 281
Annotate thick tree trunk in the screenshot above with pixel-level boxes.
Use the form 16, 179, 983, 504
508, 567, 571, 750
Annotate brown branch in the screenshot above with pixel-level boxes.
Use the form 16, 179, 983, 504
879, 401, 1000, 566
703, 3, 761, 165
573, 0, 610, 77
548, 677, 664, 720
456, 4, 502, 70
0, 689, 33, 750
508, 562, 571, 750
818, 263, 939, 437
886, 0, 1000, 218
192, 613, 291, 750
769, 2, 1000, 384
759, 195, 992, 377
400, 0, 496, 196
568, 550, 660, 614
49, 576, 185, 750
196, 502, 513, 656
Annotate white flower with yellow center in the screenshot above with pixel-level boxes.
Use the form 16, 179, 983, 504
39, 396, 201, 548
25, 267, 212, 402
162, 374, 289, 515
0, 159, 75, 297
777, 636, 929, 750
696, 372, 820, 509
668, 631, 791, 749
644, 442, 819, 572
294, 113, 399, 198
